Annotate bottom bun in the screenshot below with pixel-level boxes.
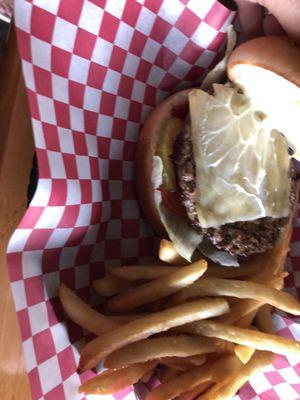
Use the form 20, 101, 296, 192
135, 89, 190, 237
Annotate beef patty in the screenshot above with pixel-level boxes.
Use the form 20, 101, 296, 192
174, 124, 295, 258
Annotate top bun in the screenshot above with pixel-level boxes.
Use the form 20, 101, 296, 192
228, 36, 300, 160
228, 36, 300, 87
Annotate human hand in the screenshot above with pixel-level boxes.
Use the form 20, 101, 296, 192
235, 0, 300, 45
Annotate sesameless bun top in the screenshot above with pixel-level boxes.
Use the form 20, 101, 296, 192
228, 36, 300, 87
228, 36, 300, 160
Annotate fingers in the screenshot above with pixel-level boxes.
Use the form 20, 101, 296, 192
263, 14, 286, 36
239, 0, 300, 45
261, 0, 300, 44
235, 0, 264, 40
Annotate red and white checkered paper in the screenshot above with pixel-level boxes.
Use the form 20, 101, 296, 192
7, 1, 300, 399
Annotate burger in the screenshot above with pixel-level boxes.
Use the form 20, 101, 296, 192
135, 36, 300, 265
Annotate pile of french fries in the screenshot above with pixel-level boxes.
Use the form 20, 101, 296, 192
59, 233, 300, 400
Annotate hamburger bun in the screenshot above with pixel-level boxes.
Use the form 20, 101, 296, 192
228, 36, 300, 87
135, 36, 299, 262
135, 89, 190, 237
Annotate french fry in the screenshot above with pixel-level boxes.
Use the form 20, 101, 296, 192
146, 297, 172, 312
233, 325, 258, 365
218, 288, 264, 364
255, 305, 275, 334
159, 239, 187, 265
251, 270, 287, 285
226, 231, 290, 364
160, 367, 180, 383
148, 366, 211, 400
269, 219, 293, 275
146, 355, 242, 400
234, 344, 255, 364
59, 284, 145, 333
185, 354, 210, 366
59, 284, 120, 335
233, 309, 259, 364
176, 382, 212, 400
161, 355, 206, 371
92, 275, 134, 297
172, 277, 300, 315
196, 351, 274, 400
234, 307, 259, 364
79, 361, 156, 395
106, 260, 208, 313
158, 356, 186, 369
215, 299, 260, 325
109, 313, 146, 324
235, 309, 259, 328
68, 220, 295, 398
204, 263, 261, 279
108, 265, 179, 280
216, 272, 283, 326
141, 368, 155, 383
181, 300, 258, 329
162, 355, 206, 371
180, 320, 300, 357
79, 298, 230, 371
158, 239, 262, 279
104, 335, 223, 369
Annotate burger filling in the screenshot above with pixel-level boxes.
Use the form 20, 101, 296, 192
154, 84, 297, 262
174, 123, 295, 258
151, 30, 300, 263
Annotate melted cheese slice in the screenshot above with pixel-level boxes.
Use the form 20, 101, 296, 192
189, 85, 291, 228
231, 65, 300, 160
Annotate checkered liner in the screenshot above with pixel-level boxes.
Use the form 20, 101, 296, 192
7, 1, 300, 399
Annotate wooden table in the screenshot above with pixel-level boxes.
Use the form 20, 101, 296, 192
0, 24, 33, 400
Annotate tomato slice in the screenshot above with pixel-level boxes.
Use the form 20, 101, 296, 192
160, 187, 186, 216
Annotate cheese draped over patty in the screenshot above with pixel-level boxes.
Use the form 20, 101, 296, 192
189, 84, 292, 229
